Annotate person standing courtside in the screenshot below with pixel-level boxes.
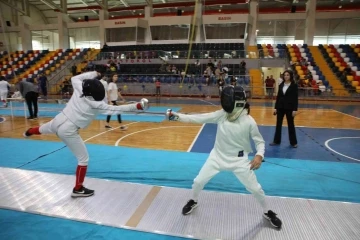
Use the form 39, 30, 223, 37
270, 70, 298, 148
106, 74, 127, 130
19, 79, 39, 120
0, 76, 11, 107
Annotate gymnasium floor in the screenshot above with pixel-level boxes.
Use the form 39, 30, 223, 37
0, 97, 359, 240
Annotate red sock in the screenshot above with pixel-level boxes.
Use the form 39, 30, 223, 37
136, 103, 143, 110
75, 165, 88, 190
28, 127, 41, 135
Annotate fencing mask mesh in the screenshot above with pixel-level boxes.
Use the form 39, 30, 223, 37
221, 85, 247, 121
82, 79, 105, 101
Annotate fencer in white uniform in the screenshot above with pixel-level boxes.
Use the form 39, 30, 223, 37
166, 85, 282, 229
0, 77, 10, 107
23, 71, 149, 198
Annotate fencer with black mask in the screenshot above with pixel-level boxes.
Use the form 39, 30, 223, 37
23, 70, 149, 198
166, 85, 282, 229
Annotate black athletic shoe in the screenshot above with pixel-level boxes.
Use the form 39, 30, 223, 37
23, 129, 32, 138
263, 210, 282, 228
71, 186, 94, 198
182, 199, 198, 215
120, 126, 128, 131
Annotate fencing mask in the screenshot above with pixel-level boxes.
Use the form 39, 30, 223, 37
221, 85, 247, 121
81, 79, 105, 101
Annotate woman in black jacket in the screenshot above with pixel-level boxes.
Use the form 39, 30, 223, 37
270, 70, 298, 148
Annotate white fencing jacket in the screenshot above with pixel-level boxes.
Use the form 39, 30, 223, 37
177, 109, 265, 168
62, 71, 138, 129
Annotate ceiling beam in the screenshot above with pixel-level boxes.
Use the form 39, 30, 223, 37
0, 0, 27, 15
120, 0, 129, 7
39, 0, 66, 13
79, 0, 99, 16
93, 0, 107, 10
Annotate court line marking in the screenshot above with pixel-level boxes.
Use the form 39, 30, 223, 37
199, 99, 218, 106
115, 126, 200, 146
324, 137, 360, 162
187, 124, 205, 152
330, 109, 360, 120
84, 122, 139, 143
125, 186, 162, 228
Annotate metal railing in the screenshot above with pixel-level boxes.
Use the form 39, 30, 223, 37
50, 74, 253, 97
96, 49, 289, 61
48, 53, 87, 85
49, 80, 360, 101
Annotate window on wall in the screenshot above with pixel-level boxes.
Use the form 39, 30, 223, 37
69, 27, 100, 49
150, 25, 190, 40
31, 30, 59, 51
257, 20, 305, 45
275, 21, 295, 37
257, 21, 275, 37
313, 18, 360, 45
0, 32, 21, 52
106, 28, 137, 42
204, 23, 246, 39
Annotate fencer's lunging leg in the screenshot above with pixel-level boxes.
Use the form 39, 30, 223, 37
182, 158, 221, 215
192, 159, 220, 201
56, 122, 89, 190
233, 165, 268, 212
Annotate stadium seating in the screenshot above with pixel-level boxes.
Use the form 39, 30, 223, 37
318, 44, 360, 93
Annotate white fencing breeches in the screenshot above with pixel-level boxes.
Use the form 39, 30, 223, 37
39, 112, 89, 166
192, 157, 267, 211
0, 91, 8, 101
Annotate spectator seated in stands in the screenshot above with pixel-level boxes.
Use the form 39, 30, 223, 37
318, 81, 326, 94
240, 60, 246, 69
312, 81, 320, 95
300, 57, 308, 66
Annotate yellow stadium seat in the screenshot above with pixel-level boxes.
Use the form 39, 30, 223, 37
289, 48, 294, 53
324, 44, 328, 48
290, 52, 296, 57
291, 57, 297, 62
305, 80, 309, 84
295, 66, 302, 70
355, 48, 360, 53
326, 48, 332, 53
347, 75, 354, 81
335, 62, 341, 67
351, 44, 356, 48
339, 66, 345, 72
352, 81, 359, 87
297, 70, 304, 75
329, 53, 334, 58
356, 86, 360, 93
300, 75, 305, 79
332, 57, 338, 62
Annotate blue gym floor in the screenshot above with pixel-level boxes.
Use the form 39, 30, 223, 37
0, 100, 359, 240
